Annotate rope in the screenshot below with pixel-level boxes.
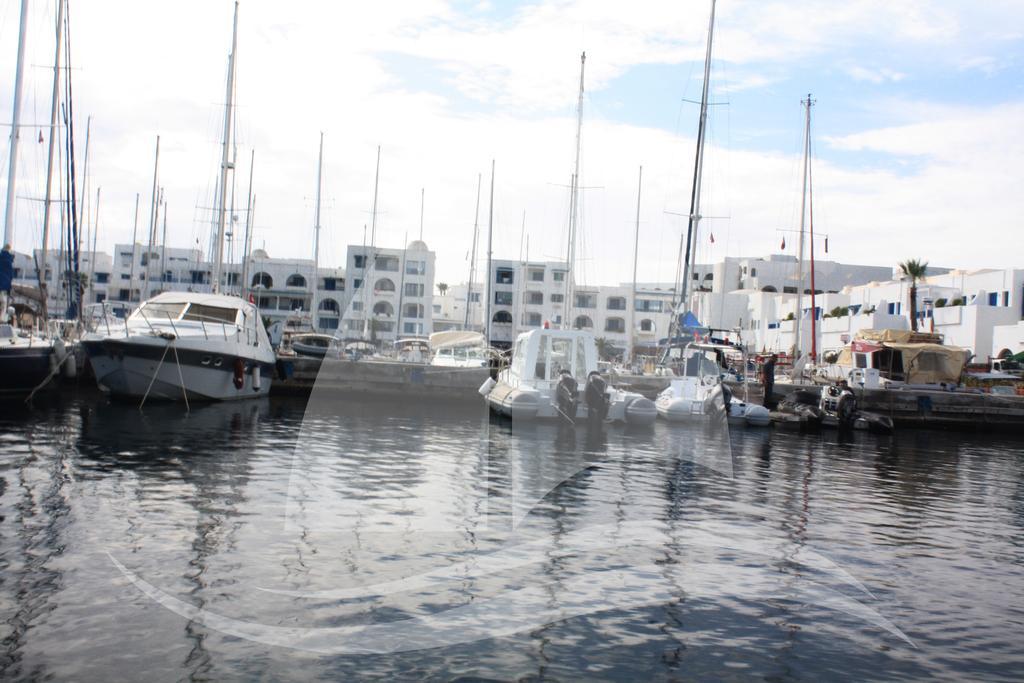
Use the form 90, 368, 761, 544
171, 342, 190, 412
24, 344, 70, 405
138, 343, 171, 410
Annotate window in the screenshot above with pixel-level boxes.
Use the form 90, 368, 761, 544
286, 274, 307, 288
374, 278, 395, 292
251, 272, 273, 288
353, 254, 366, 268
352, 278, 363, 290
525, 312, 542, 327
888, 302, 895, 314
404, 282, 425, 297
635, 299, 662, 313
552, 271, 565, 282
988, 292, 998, 306
605, 317, 625, 333
529, 268, 544, 282
574, 315, 593, 329
606, 296, 626, 310
323, 278, 338, 291
783, 286, 797, 294
226, 272, 239, 286
319, 298, 339, 313
375, 256, 399, 272
640, 319, 653, 332
137, 301, 187, 320
550, 293, 564, 303
405, 260, 426, 275
469, 292, 481, 303
492, 310, 513, 324
403, 322, 424, 335
751, 268, 757, 277
95, 272, 110, 284
183, 303, 238, 324
320, 317, 339, 330
351, 301, 363, 312
495, 291, 513, 305
432, 304, 442, 314
121, 273, 130, 280
526, 291, 543, 305
403, 303, 424, 319
373, 301, 394, 316
496, 268, 514, 285
575, 293, 596, 309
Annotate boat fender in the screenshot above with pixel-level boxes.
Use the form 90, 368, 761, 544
252, 364, 262, 391
478, 376, 496, 396
233, 358, 246, 390
63, 351, 77, 379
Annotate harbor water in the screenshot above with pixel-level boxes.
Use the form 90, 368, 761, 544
1, 390, 1023, 680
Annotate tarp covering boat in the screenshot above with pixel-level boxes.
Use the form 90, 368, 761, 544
844, 329, 968, 384
429, 330, 485, 350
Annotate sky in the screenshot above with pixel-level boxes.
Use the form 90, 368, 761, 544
1, 0, 1023, 288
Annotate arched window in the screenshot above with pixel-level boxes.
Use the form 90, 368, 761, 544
372, 301, 394, 316
286, 274, 306, 288
761, 285, 778, 293
374, 278, 395, 292
251, 272, 273, 289
492, 310, 513, 324
639, 319, 654, 332
606, 296, 626, 310
605, 317, 625, 333
319, 298, 339, 313
403, 303, 424, 319
574, 315, 593, 329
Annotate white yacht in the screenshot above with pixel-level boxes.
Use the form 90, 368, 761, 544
481, 328, 656, 425
656, 343, 770, 427
429, 330, 490, 368
82, 292, 274, 402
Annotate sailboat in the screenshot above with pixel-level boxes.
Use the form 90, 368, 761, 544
81, 2, 275, 402
1, 0, 73, 398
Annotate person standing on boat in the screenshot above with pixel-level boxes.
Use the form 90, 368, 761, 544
0, 244, 14, 323
761, 353, 778, 407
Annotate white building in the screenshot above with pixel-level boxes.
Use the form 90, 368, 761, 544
340, 240, 436, 342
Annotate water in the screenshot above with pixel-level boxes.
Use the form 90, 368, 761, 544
1, 390, 1023, 681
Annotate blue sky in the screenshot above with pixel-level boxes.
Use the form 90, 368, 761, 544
1, 0, 1022, 286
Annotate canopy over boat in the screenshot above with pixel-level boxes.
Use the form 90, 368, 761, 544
838, 329, 968, 384
429, 330, 485, 350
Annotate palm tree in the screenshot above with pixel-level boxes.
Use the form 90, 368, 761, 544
898, 259, 929, 332
437, 282, 449, 296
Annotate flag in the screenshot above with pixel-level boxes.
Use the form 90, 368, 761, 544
38, 131, 44, 143
248, 293, 255, 304
709, 232, 715, 244
781, 236, 786, 250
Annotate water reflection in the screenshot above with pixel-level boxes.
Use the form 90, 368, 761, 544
0, 393, 1021, 679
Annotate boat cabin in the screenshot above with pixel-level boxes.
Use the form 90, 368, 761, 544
504, 329, 598, 389
127, 292, 267, 346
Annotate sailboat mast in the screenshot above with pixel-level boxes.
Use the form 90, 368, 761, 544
312, 132, 324, 331
464, 173, 481, 330
807, 96, 818, 362
240, 149, 255, 301
630, 165, 642, 363
562, 52, 586, 329
794, 93, 812, 361
212, 0, 239, 295
677, 0, 716, 329
484, 159, 495, 346
38, 0, 66, 320
128, 192, 139, 301
362, 146, 381, 340
144, 136, 160, 300
89, 186, 100, 297
3, 0, 30, 247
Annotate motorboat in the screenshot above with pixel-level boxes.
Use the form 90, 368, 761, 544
480, 328, 656, 425
290, 333, 334, 359
81, 292, 274, 402
655, 343, 770, 427
429, 330, 491, 368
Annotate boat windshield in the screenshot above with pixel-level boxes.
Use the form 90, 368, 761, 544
136, 301, 187, 322
182, 303, 239, 325
680, 349, 720, 379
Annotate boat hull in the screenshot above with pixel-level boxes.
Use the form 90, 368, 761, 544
82, 338, 273, 402
0, 345, 55, 395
